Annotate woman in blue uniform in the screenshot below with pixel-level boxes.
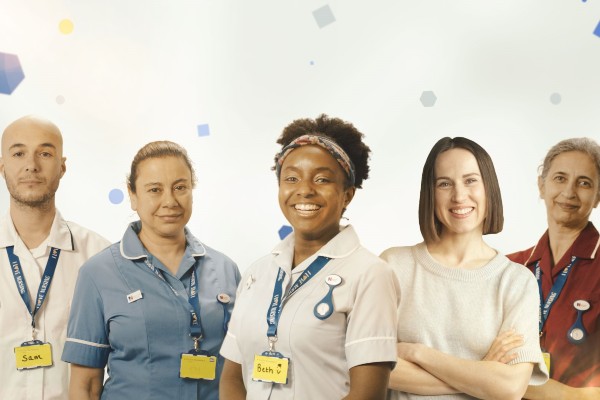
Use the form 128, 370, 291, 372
62, 141, 240, 400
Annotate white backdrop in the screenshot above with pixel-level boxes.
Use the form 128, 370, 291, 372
1, 0, 599, 272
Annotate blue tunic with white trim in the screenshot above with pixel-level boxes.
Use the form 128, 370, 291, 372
62, 221, 240, 400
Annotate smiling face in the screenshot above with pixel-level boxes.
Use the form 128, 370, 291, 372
0, 117, 66, 210
278, 145, 355, 246
539, 151, 600, 231
129, 156, 193, 243
434, 148, 487, 239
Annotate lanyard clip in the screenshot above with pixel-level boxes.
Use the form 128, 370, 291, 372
193, 336, 202, 351
268, 336, 277, 351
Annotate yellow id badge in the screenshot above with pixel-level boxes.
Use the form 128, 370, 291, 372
252, 354, 289, 384
179, 354, 217, 380
542, 352, 551, 374
15, 342, 53, 370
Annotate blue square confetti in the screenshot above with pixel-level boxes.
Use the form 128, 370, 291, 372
278, 225, 293, 240
197, 124, 210, 137
313, 5, 336, 29
594, 20, 600, 38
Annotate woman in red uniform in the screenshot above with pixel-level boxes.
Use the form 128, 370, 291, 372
509, 137, 600, 399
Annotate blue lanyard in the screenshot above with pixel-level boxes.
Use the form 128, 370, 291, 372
143, 259, 203, 340
266, 256, 331, 340
6, 246, 61, 330
535, 256, 577, 333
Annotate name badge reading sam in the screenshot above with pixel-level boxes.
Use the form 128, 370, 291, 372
180, 353, 217, 380
252, 353, 289, 384
15, 341, 53, 370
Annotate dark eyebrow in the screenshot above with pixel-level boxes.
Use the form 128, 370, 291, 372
435, 172, 481, 181
8, 143, 57, 151
143, 178, 190, 188
554, 171, 595, 181
282, 166, 337, 174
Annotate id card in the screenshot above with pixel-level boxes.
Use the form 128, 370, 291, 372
252, 352, 289, 384
180, 353, 217, 380
542, 352, 551, 374
15, 341, 53, 370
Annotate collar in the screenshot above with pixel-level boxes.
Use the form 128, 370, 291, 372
119, 221, 206, 260
525, 222, 600, 266
0, 210, 74, 251
271, 224, 360, 270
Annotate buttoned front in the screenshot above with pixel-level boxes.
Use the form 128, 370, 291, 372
509, 222, 600, 387
62, 221, 240, 400
220, 225, 399, 400
0, 211, 110, 400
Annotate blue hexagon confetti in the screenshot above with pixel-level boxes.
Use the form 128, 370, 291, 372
108, 188, 124, 204
197, 124, 210, 137
0, 52, 25, 95
594, 20, 600, 38
278, 225, 293, 240
420, 91, 437, 107
313, 5, 336, 29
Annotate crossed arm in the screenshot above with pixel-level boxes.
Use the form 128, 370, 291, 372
524, 379, 600, 400
390, 329, 533, 400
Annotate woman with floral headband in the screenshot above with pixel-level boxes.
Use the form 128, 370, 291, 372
219, 114, 399, 399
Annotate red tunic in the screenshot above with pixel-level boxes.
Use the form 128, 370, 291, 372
508, 222, 600, 387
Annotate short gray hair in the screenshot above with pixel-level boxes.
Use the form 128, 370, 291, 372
540, 137, 600, 194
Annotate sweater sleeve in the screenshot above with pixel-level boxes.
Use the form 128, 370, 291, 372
499, 262, 549, 385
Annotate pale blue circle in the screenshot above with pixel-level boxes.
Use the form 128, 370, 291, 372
109, 188, 124, 204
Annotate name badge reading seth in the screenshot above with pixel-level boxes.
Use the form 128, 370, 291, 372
252, 353, 289, 384
15, 341, 53, 370
180, 353, 217, 380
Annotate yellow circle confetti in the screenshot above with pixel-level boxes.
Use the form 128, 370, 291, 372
59, 19, 74, 35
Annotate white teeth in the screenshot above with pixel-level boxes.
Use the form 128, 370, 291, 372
451, 207, 473, 215
295, 204, 320, 211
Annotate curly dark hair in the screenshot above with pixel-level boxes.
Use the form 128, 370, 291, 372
275, 114, 371, 188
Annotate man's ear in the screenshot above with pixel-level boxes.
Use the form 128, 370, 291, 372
60, 157, 67, 178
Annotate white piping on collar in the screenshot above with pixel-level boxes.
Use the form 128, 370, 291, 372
190, 240, 207, 258
119, 238, 207, 260
591, 236, 600, 259
524, 242, 539, 267
120, 240, 146, 260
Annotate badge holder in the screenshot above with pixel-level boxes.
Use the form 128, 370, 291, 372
567, 300, 590, 345
15, 340, 53, 370
252, 337, 289, 384
314, 274, 342, 320
541, 351, 551, 375
217, 293, 231, 334
180, 337, 217, 380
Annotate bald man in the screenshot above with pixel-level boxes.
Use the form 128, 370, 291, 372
0, 116, 110, 400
